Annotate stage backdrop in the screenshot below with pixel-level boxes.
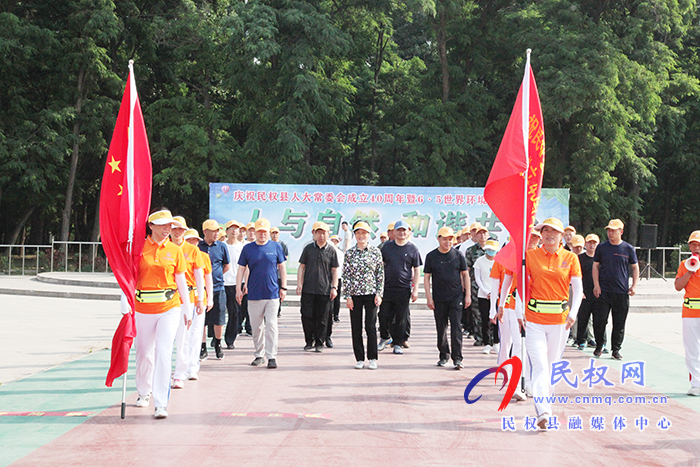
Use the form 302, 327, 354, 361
209, 183, 569, 272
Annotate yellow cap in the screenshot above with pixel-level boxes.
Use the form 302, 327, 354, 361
484, 239, 499, 251
470, 222, 487, 233
530, 230, 542, 238
312, 221, 330, 232
183, 229, 202, 241
585, 234, 600, 243
225, 220, 240, 230
330, 235, 340, 241
353, 221, 371, 233
536, 217, 565, 233
564, 225, 576, 233
605, 219, 625, 230
380, 232, 388, 238
387, 222, 396, 231
172, 216, 187, 229
254, 218, 271, 232
218, 231, 226, 240
270, 227, 280, 233
688, 230, 700, 243
202, 219, 220, 231
149, 210, 174, 225
246, 222, 255, 229
438, 227, 455, 238
570, 234, 585, 248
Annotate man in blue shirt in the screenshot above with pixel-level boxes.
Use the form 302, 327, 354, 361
198, 219, 230, 360
236, 218, 288, 369
592, 219, 640, 360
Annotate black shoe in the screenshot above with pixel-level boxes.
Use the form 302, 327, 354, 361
602, 347, 609, 354
473, 341, 485, 347
226, 344, 235, 350
251, 357, 265, 366
315, 345, 324, 353
593, 348, 602, 358
437, 359, 448, 367
304, 344, 313, 351
267, 358, 277, 369
325, 338, 334, 348
214, 339, 224, 360
587, 340, 597, 348
612, 351, 622, 360
277, 312, 281, 318
200, 344, 208, 360
333, 316, 340, 323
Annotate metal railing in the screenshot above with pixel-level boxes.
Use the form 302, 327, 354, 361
634, 246, 688, 280
0, 241, 110, 276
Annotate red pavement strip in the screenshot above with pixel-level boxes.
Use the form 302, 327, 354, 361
9, 310, 700, 466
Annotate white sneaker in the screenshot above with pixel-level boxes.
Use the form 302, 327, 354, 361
688, 386, 700, 396
525, 385, 533, 397
355, 361, 365, 369
135, 393, 151, 407
368, 359, 377, 370
482, 345, 492, 355
513, 390, 527, 401
536, 413, 549, 430
493, 343, 500, 354
171, 379, 184, 389
154, 407, 168, 419
188, 372, 198, 381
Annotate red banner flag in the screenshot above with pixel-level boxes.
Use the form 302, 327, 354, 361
102, 61, 152, 387
484, 50, 545, 302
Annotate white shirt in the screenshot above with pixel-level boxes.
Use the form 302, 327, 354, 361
334, 246, 345, 273
473, 255, 494, 299
223, 242, 244, 286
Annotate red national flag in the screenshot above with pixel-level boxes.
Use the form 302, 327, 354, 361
484, 50, 545, 303
102, 61, 152, 387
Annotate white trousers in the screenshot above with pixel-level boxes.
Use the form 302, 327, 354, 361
249, 299, 279, 360
173, 304, 194, 380
683, 318, 700, 388
187, 303, 206, 376
525, 321, 568, 417
135, 307, 180, 408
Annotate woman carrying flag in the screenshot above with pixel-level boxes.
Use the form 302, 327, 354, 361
500, 218, 582, 430
133, 209, 191, 419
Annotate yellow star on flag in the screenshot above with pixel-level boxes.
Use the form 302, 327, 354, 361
117, 184, 123, 196
108, 155, 122, 173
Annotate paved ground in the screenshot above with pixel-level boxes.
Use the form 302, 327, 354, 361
0, 274, 698, 466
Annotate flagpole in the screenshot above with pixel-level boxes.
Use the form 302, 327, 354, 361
121, 373, 127, 419
521, 49, 532, 393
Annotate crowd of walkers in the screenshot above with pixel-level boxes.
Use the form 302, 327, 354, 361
129, 208, 699, 431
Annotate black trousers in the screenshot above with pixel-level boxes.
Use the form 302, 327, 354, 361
379, 289, 411, 345
237, 288, 252, 334
593, 292, 629, 352
478, 297, 499, 346
224, 285, 241, 346
575, 298, 595, 345
301, 293, 331, 346
434, 296, 464, 363
463, 289, 482, 341
326, 279, 342, 339
350, 294, 378, 361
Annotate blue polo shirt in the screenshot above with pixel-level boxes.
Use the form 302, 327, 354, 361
198, 240, 230, 292
238, 240, 286, 300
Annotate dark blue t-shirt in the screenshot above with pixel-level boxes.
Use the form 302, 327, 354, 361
238, 240, 286, 300
198, 240, 230, 292
593, 241, 638, 294
380, 240, 423, 296
424, 247, 467, 302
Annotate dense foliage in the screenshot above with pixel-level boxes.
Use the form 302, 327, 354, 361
2, 0, 699, 246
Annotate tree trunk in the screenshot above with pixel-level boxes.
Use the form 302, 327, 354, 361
370, 26, 388, 175
660, 187, 671, 247
9, 207, 36, 245
61, 67, 86, 241
627, 184, 640, 246
436, 9, 449, 103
